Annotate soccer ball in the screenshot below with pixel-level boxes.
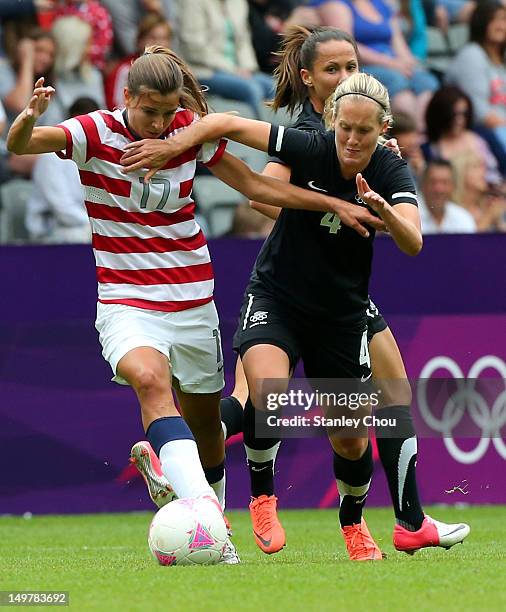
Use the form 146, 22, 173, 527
148, 496, 227, 566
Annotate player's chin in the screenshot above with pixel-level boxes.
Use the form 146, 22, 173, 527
342, 156, 363, 173
343, 150, 364, 166
143, 130, 164, 139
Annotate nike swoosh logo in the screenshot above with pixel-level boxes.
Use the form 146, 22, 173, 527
361, 372, 372, 383
308, 180, 328, 192
217, 365, 224, 372
355, 494, 368, 504
251, 466, 269, 472
445, 526, 467, 536
253, 530, 272, 548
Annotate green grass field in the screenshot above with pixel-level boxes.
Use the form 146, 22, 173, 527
1, 506, 505, 612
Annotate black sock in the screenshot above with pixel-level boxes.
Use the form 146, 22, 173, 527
220, 396, 244, 440
203, 461, 226, 508
333, 442, 373, 527
375, 405, 424, 531
243, 397, 280, 498
203, 462, 225, 486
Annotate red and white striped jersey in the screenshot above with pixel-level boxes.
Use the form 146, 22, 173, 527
56, 108, 226, 312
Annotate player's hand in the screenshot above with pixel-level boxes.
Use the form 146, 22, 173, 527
356, 173, 389, 218
121, 139, 181, 182
332, 199, 386, 237
24, 77, 55, 121
384, 137, 401, 158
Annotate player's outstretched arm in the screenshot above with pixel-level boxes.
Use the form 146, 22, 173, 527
121, 113, 272, 181
249, 162, 290, 221
7, 78, 66, 155
212, 153, 386, 237
356, 173, 422, 255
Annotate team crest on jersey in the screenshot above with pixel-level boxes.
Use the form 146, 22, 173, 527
249, 311, 268, 327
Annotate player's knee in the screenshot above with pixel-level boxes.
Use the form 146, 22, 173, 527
332, 437, 368, 460
129, 365, 168, 396
247, 370, 288, 411
377, 379, 412, 407
250, 383, 287, 413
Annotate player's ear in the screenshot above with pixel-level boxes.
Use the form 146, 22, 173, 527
381, 120, 389, 134
124, 88, 134, 108
300, 68, 312, 88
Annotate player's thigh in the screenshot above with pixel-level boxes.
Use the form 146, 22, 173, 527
303, 322, 371, 448
95, 303, 173, 387
242, 344, 292, 409
234, 291, 299, 407
369, 326, 412, 407
169, 301, 224, 396
366, 297, 388, 343
302, 321, 371, 380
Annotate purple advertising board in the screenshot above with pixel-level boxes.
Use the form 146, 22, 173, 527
0, 235, 505, 514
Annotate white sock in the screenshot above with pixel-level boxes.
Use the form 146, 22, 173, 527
244, 442, 280, 465
159, 439, 216, 500
336, 479, 371, 504
210, 473, 226, 510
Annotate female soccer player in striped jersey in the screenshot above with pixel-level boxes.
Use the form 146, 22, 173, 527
7, 45, 384, 564
120, 42, 470, 560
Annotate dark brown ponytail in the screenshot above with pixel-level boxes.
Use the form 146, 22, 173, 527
270, 25, 312, 115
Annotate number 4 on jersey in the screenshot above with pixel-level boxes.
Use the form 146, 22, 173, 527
320, 212, 341, 234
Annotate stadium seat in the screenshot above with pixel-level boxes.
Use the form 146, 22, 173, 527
426, 27, 452, 75
447, 23, 469, 52
259, 104, 293, 128
204, 95, 269, 171
426, 24, 469, 77
0, 179, 33, 244
192, 176, 243, 237
207, 94, 293, 127
225, 139, 268, 172
206, 96, 256, 120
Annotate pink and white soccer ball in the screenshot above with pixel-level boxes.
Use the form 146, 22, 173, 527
148, 496, 227, 566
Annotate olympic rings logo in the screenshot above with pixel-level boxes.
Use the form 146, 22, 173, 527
417, 356, 506, 464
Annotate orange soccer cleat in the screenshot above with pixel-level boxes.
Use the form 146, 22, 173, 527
249, 495, 286, 554
341, 518, 383, 560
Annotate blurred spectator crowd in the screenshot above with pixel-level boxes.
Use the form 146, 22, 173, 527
0, 0, 505, 243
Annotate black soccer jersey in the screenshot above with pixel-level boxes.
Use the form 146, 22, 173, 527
268, 99, 323, 165
291, 98, 323, 132
249, 124, 418, 323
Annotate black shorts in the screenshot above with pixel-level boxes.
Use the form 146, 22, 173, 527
232, 290, 301, 369
366, 297, 388, 342
233, 288, 371, 380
